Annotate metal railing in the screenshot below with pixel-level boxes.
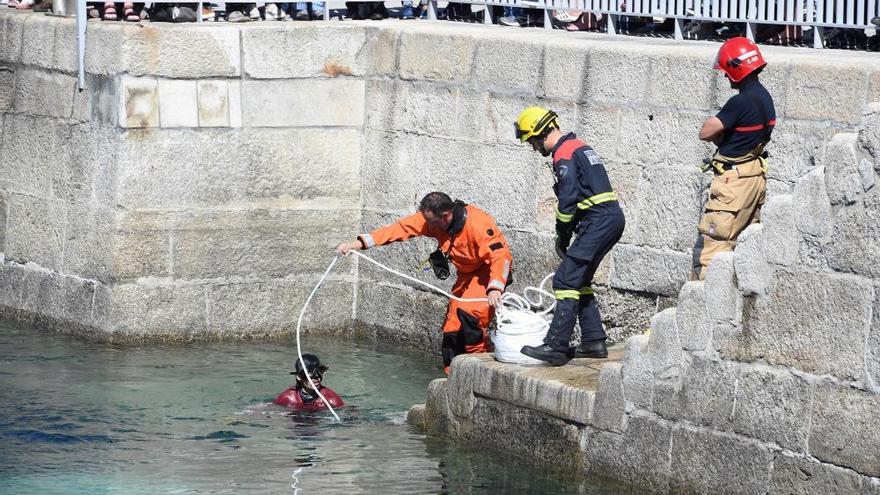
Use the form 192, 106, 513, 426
74, 0, 878, 87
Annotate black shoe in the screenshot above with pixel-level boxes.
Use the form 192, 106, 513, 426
568, 340, 608, 359
521, 344, 571, 366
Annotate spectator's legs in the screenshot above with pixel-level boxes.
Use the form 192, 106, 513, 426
102, 1, 116, 19
401, 0, 414, 19
499, 5, 519, 25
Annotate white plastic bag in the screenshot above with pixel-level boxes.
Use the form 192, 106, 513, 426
491, 309, 550, 366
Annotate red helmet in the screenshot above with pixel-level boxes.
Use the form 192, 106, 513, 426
713, 37, 766, 83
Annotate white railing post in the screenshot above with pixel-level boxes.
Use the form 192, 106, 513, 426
197, 1, 203, 22
813, 25, 824, 48
745, 20, 756, 39
428, 0, 438, 19
77, 0, 86, 90
544, 7, 553, 29
607, 13, 617, 34
674, 17, 684, 37
484, 2, 494, 23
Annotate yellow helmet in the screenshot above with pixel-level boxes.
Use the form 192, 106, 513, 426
515, 106, 559, 143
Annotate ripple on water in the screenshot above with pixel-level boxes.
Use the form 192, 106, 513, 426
4, 430, 114, 444
190, 430, 250, 442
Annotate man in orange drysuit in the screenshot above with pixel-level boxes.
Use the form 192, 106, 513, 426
336, 191, 513, 374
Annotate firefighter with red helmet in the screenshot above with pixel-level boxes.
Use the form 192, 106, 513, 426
695, 37, 775, 280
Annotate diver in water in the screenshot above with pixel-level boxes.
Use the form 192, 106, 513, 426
274, 354, 344, 412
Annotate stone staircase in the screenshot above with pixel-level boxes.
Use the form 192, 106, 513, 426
409, 104, 880, 494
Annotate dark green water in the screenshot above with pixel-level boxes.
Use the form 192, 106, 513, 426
0, 320, 628, 495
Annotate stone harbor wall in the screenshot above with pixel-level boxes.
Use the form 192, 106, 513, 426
412, 105, 880, 494
0, 13, 368, 340
1, 11, 880, 348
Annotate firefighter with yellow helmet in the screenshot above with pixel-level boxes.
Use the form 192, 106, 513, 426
515, 107, 625, 366
695, 37, 775, 279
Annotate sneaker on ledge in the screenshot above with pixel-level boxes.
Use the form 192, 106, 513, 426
295, 8, 309, 20
248, 6, 260, 19
872, 16, 880, 26
499, 15, 518, 26
226, 10, 249, 21
265, 3, 278, 19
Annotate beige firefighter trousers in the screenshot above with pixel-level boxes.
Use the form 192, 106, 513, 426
696, 155, 766, 280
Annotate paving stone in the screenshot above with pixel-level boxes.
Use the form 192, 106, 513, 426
466, 395, 584, 469
111, 211, 173, 281
609, 244, 691, 297
704, 251, 741, 324
823, 133, 866, 206
664, 353, 736, 429
4, 194, 65, 271
118, 75, 158, 128
592, 362, 625, 432
671, 425, 773, 495
0, 67, 13, 111
794, 166, 832, 237
0, 115, 69, 198
869, 282, 880, 389
769, 455, 864, 495
125, 24, 241, 78
621, 334, 653, 409
13, 68, 75, 119
765, 120, 835, 185
677, 281, 712, 352
648, 49, 715, 111
170, 208, 359, 280
735, 268, 871, 381
648, 308, 681, 382
424, 378, 454, 436
785, 62, 869, 125
541, 40, 589, 102
0, 13, 25, 63
241, 24, 367, 78
631, 164, 704, 252
62, 202, 113, 283
762, 195, 798, 266
157, 78, 198, 128
398, 29, 476, 83
585, 414, 672, 493
823, 188, 880, 279
205, 278, 354, 336
241, 78, 364, 127
20, 14, 54, 69
197, 79, 229, 127
810, 383, 880, 477
106, 282, 208, 337
733, 366, 812, 452
734, 224, 770, 296
117, 128, 361, 209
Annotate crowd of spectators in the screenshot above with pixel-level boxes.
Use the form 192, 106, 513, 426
3, 0, 879, 48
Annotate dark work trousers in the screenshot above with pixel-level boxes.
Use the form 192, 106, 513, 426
544, 211, 625, 351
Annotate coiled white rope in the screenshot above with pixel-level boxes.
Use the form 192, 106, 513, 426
295, 250, 557, 421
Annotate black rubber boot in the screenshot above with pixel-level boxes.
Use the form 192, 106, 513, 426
521, 344, 571, 366
568, 340, 608, 359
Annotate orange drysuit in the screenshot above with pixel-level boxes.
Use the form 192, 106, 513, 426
358, 204, 513, 373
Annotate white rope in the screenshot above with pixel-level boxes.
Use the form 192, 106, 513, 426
294, 255, 342, 422
295, 250, 557, 421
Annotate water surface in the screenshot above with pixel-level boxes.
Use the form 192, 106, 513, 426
0, 321, 629, 494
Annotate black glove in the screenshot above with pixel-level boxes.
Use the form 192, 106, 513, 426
428, 249, 451, 280
555, 221, 573, 259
